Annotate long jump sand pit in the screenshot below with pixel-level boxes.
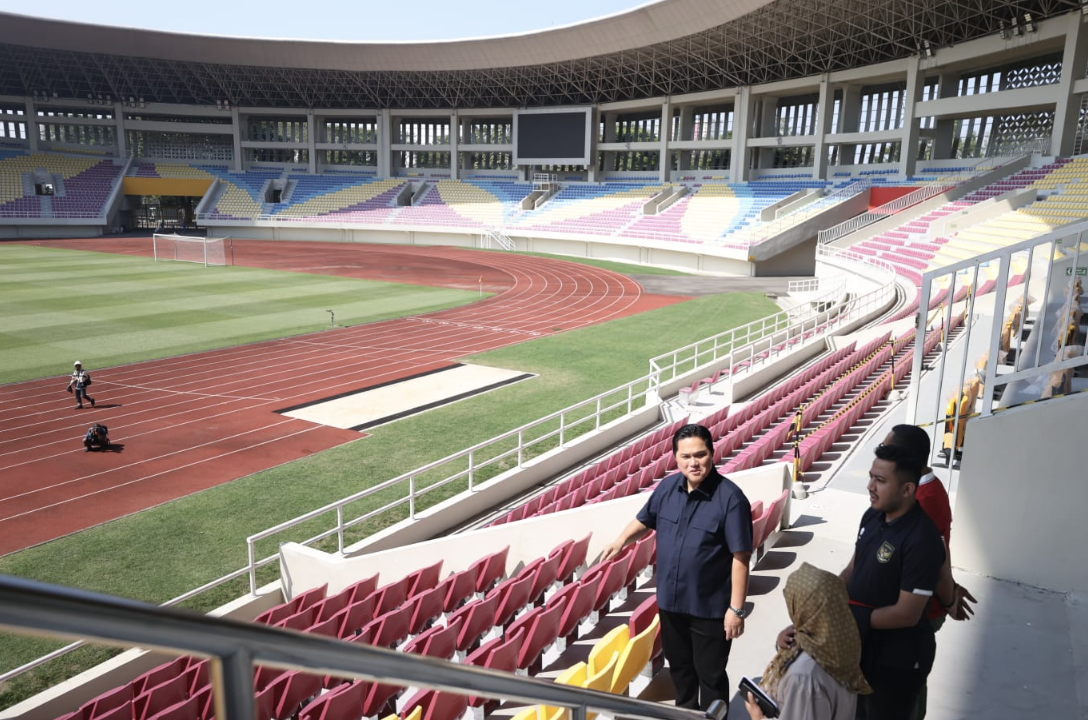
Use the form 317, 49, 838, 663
279, 364, 535, 431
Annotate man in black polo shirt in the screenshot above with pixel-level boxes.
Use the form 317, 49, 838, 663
841, 443, 945, 720
602, 423, 753, 711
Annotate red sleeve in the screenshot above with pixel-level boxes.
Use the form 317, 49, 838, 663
916, 482, 952, 546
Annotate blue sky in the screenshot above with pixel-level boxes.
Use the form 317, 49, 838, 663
0, 0, 652, 41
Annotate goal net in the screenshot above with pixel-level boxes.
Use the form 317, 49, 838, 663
152, 234, 231, 266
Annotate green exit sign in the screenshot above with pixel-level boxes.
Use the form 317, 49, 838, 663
1066, 267, 1088, 276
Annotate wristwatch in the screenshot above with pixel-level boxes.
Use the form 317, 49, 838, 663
729, 605, 747, 619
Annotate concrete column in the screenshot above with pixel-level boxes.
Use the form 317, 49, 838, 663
678, 105, 695, 171
898, 56, 924, 178
931, 73, 959, 160
378, 109, 392, 177
306, 111, 317, 173
449, 111, 459, 179
601, 112, 617, 178
659, 99, 672, 183
230, 107, 242, 171
814, 74, 833, 180
1051, 12, 1088, 157
588, 108, 601, 182
838, 84, 862, 166
730, 87, 752, 183
758, 97, 778, 171
24, 99, 38, 151
113, 102, 127, 158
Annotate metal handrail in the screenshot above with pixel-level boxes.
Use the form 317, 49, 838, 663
0, 575, 720, 720
244, 375, 653, 593
648, 246, 896, 388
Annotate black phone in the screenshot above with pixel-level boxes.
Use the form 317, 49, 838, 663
739, 676, 779, 718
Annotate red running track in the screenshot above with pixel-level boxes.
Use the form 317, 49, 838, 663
0, 239, 684, 555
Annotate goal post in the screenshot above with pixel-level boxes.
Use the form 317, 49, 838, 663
152, 234, 233, 266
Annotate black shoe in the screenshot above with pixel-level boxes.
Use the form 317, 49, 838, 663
90, 398, 96, 408
76, 405, 83, 409
85, 447, 91, 452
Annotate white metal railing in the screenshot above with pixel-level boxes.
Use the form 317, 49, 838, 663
905, 221, 1088, 483
0, 210, 107, 219
0, 575, 721, 720
647, 245, 897, 389
816, 158, 1015, 245
486, 227, 516, 250
243, 375, 655, 593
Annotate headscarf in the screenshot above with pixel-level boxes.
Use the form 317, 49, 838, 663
760, 562, 871, 699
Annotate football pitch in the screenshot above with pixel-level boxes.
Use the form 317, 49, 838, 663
0, 243, 483, 386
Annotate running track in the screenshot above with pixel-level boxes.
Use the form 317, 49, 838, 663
0, 239, 684, 555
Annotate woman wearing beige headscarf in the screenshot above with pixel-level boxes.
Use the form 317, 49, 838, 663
744, 563, 871, 720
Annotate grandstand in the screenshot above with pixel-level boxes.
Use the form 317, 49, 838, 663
1, 1, 1087, 719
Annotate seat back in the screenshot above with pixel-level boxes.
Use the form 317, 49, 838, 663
611, 614, 660, 694
437, 567, 478, 614
587, 625, 629, 679
555, 534, 591, 584
407, 583, 446, 635
406, 560, 444, 598
489, 573, 534, 628
516, 595, 566, 672
470, 546, 510, 595
557, 574, 601, 640
452, 594, 499, 652
335, 593, 377, 638
373, 576, 410, 616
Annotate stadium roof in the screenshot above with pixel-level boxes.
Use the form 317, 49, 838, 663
0, 0, 1081, 109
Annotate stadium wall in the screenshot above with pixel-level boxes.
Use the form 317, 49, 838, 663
951, 391, 1088, 594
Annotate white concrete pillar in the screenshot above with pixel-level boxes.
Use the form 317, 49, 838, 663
230, 107, 242, 172
307, 111, 317, 173
24, 99, 38, 151
449, 111, 459, 179
659, 99, 672, 183
730, 87, 752, 182
899, 56, 923, 178
113, 102, 127, 158
814, 74, 833, 180
378, 109, 392, 177
932, 74, 959, 160
1051, 12, 1088, 157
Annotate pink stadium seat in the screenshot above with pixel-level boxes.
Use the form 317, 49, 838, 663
133, 658, 189, 696
553, 533, 591, 584
553, 573, 601, 643
629, 596, 663, 670
406, 561, 444, 598
145, 695, 199, 720
469, 546, 509, 595
361, 604, 412, 649
582, 554, 632, 614
92, 702, 134, 720
407, 583, 446, 635
518, 552, 561, 606
341, 574, 380, 606
449, 594, 499, 653
372, 576, 410, 616
465, 627, 525, 710
299, 680, 369, 720
133, 675, 187, 720
334, 592, 377, 638
436, 567, 478, 614
288, 584, 328, 614
511, 595, 566, 674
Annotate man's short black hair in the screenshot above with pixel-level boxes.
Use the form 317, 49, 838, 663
886, 424, 931, 462
672, 423, 714, 455
874, 442, 923, 487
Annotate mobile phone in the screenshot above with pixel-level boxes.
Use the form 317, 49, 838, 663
739, 676, 779, 718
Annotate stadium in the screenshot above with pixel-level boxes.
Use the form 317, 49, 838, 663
0, 0, 1086, 718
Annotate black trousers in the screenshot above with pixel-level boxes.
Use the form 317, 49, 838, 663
659, 609, 733, 711
856, 664, 925, 720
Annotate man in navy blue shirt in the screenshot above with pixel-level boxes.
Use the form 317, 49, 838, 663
841, 443, 945, 720
602, 423, 753, 710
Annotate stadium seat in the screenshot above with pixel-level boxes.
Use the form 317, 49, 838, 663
469, 547, 510, 595
465, 627, 526, 711
436, 567, 478, 614
406, 583, 446, 635
406, 561, 444, 598
507, 595, 566, 674
449, 593, 499, 654
487, 573, 534, 628
611, 613, 660, 694
552, 534, 591, 584
299, 680, 369, 720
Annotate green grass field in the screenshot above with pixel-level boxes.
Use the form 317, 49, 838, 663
0, 242, 780, 708
0, 244, 485, 385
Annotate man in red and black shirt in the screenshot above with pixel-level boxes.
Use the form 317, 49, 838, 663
882, 424, 977, 720
841, 443, 945, 720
